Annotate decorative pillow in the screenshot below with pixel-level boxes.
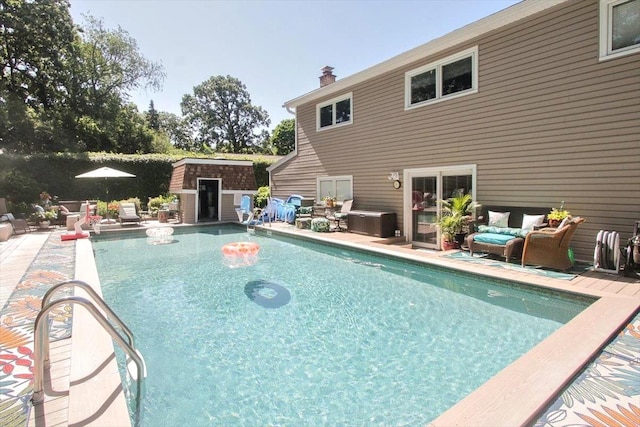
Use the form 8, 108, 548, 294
34, 205, 45, 214
488, 211, 510, 228
521, 214, 545, 231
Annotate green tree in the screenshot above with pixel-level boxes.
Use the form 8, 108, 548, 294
146, 100, 160, 130
1, 0, 77, 109
269, 118, 295, 155
158, 111, 195, 150
180, 75, 270, 153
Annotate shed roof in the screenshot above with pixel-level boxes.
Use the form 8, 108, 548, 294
169, 158, 257, 192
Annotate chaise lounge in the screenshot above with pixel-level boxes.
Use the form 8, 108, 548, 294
118, 202, 141, 225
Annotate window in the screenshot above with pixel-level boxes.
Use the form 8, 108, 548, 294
317, 93, 353, 130
317, 176, 353, 202
405, 47, 478, 109
599, 0, 640, 60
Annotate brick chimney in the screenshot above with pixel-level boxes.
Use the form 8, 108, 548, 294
319, 66, 336, 87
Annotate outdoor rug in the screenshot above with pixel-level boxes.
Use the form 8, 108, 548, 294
0, 231, 75, 427
443, 251, 580, 280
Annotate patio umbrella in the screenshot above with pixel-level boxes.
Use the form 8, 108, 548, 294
75, 166, 136, 222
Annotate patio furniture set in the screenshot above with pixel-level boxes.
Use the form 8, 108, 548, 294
466, 205, 586, 270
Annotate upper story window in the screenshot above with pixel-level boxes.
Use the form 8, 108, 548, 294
405, 46, 478, 109
599, 0, 640, 60
317, 93, 353, 131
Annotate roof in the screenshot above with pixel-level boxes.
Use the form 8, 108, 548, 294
282, 0, 568, 109
172, 157, 254, 167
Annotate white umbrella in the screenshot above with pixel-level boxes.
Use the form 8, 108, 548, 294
76, 166, 136, 223
75, 166, 136, 179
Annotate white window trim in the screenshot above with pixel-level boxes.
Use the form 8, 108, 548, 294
316, 175, 353, 202
599, 0, 640, 61
316, 92, 353, 131
404, 46, 478, 110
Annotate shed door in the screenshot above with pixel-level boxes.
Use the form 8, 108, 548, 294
197, 178, 220, 222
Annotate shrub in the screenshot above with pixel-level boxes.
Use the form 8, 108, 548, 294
254, 186, 270, 208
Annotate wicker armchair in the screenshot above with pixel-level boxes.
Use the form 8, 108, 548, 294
521, 217, 585, 270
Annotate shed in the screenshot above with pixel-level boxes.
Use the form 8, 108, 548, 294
169, 158, 257, 224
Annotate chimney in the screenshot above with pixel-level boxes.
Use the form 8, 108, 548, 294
319, 66, 336, 87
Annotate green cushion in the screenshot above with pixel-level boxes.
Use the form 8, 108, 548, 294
473, 233, 517, 245
478, 225, 528, 238
311, 218, 330, 232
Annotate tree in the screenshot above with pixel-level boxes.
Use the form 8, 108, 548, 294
158, 111, 195, 150
269, 118, 295, 155
146, 100, 160, 130
181, 75, 270, 153
1, 0, 77, 109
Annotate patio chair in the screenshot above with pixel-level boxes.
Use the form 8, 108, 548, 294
327, 199, 354, 231
235, 195, 262, 228
0, 213, 31, 234
118, 202, 141, 224
521, 217, 585, 270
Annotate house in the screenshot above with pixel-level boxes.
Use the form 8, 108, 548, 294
269, 0, 640, 262
169, 158, 258, 223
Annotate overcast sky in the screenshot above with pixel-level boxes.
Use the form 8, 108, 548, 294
69, 0, 520, 129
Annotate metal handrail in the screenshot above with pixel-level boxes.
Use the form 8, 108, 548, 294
32, 296, 146, 413
40, 280, 136, 364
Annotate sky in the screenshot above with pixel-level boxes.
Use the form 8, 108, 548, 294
69, 0, 521, 130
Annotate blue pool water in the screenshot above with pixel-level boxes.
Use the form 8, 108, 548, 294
92, 226, 591, 426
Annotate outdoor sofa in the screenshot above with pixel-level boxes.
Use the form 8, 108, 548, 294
466, 206, 549, 262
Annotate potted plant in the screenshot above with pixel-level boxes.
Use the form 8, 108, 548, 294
323, 195, 336, 208
436, 193, 478, 249
548, 202, 570, 228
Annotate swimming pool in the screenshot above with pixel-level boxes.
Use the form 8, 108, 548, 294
92, 226, 591, 426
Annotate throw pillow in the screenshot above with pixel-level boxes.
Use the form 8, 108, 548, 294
488, 211, 510, 228
521, 214, 545, 231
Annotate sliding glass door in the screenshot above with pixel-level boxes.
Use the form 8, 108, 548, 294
405, 165, 476, 249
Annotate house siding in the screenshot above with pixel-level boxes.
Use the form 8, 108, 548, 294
271, 0, 640, 261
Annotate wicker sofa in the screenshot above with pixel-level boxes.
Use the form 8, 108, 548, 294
466, 206, 550, 262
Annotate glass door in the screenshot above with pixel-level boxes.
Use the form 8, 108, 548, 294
405, 165, 476, 249
411, 175, 438, 246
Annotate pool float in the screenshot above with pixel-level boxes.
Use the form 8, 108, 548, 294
222, 242, 260, 257
61, 202, 102, 241
221, 242, 260, 268
146, 227, 176, 245
244, 280, 291, 308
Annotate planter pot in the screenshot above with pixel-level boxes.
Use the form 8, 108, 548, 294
39, 221, 51, 229
548, 219, 561, 228
442, 240, 459, 250
454, 232, 467, 247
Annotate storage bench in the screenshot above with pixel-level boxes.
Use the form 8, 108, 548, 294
347, 210, 396, 238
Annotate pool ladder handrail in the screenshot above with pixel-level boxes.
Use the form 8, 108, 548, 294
32, 280, 146, 412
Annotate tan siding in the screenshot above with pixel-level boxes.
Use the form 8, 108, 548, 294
181, 194, 196, 224
273, 0, 640, 261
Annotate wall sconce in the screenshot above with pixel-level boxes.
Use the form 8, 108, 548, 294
388, 172, 401, 189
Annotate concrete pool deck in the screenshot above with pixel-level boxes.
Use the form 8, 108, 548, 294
0, 222, 638, 426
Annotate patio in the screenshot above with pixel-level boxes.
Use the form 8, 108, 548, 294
0, 222, 638, 427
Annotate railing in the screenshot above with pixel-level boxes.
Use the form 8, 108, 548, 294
32, 280, 146, 414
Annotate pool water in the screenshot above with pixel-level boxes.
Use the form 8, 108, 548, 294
92, 226, 590, 426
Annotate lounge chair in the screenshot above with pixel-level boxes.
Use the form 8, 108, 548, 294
235, 195, 262, 228
327, 199, 354, 231
118, 202, 141, 224
521, 217, 585, 270
0, 213, 31, 234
